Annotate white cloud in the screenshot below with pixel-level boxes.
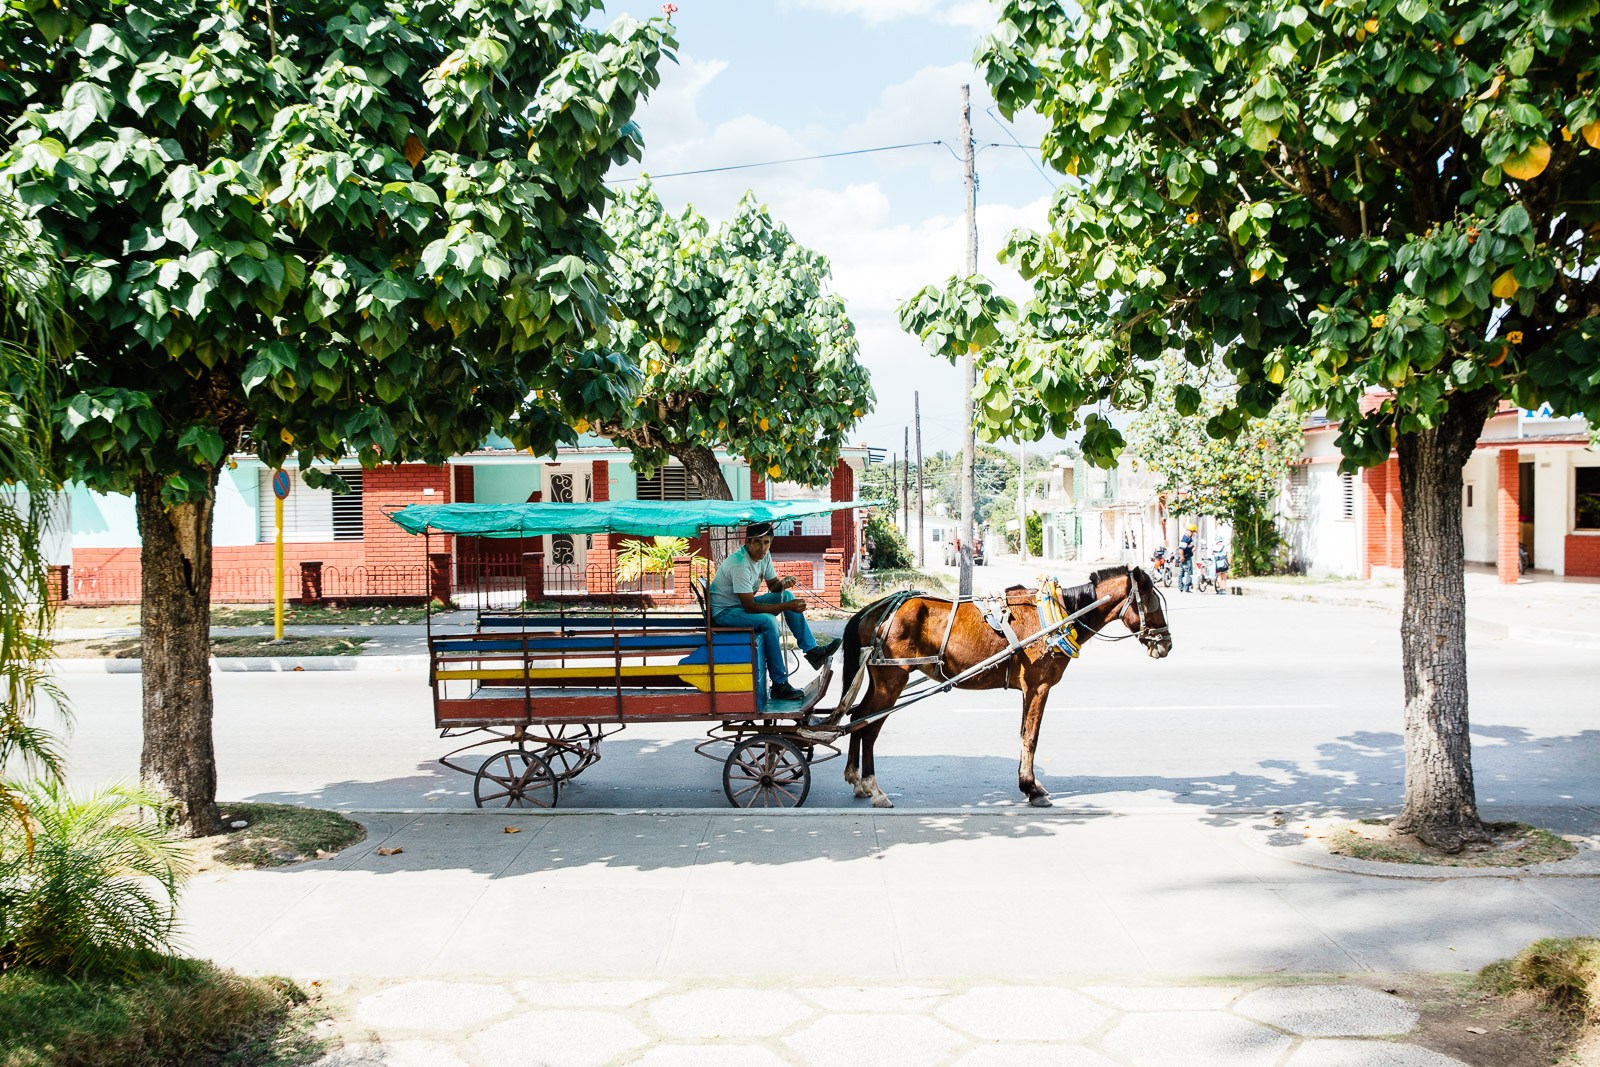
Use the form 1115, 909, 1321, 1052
780, 0, 997, 28
611, 52, 1058, 450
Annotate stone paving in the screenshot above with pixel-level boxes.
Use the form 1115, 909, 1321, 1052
308, 978, 1469, 1067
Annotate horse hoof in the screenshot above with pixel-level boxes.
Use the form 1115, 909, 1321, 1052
853, 786, 873, 799
1029, 795, 1053, 808
872, 795, 895, 809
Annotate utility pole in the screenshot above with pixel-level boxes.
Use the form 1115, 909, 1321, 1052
915, 390, 926, 568
958, 84, 979, 597
903, 426, 911, 534
1017, 438, 1027, 563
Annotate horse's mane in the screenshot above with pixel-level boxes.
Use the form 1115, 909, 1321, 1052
1060, 565, 1131, 613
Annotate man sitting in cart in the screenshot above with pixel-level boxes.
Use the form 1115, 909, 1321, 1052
708, 522, 841, 701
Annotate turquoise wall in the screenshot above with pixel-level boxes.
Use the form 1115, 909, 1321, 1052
67, 485, 138, 547
609, 462, 636, 500
216, 464, 260, 545
474, 465, 543, 504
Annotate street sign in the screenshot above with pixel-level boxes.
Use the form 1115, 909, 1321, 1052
272, 470, 291, 500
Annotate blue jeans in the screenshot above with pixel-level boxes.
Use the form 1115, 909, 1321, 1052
1178, 558, 1193, 591
713, 591, 816, 688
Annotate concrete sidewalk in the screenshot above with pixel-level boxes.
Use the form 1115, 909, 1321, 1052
182, 808, 1598, 1064
1230, 570, 1600, 647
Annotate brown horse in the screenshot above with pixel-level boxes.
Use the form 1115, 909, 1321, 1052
832, 566, 1171, 808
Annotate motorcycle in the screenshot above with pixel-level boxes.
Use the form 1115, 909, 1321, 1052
1150, 546, 1174, 588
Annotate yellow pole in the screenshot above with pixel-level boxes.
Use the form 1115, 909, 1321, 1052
274, 492, 285, 640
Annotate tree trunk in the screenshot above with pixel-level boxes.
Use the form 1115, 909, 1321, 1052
134, 472, 221, 837
1391, 390, 1497, 852
669, 443, 733, 500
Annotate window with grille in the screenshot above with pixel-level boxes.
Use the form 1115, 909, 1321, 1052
1339, 472, 1356, 520
636, 465, 697, 500
258, 469, 364, 542
1287, 467, 1309, 516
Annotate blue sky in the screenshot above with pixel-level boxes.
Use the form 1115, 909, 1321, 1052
596, 0, 1063, 463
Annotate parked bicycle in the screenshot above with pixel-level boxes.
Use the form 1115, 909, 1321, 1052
1195, 554, 1217, 594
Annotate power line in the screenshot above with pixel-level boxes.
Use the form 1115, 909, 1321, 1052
983, 105, 1060, 191
609, 140, 958, 183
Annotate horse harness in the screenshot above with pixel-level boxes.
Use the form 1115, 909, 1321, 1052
863, 576, 1151, 687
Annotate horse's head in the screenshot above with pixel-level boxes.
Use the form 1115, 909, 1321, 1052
1117, 566, 1172, 658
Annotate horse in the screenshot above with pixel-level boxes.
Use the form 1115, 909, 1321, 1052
831, 565, 1172, 808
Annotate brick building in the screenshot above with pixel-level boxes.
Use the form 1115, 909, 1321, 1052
1282, 405, 1599, 582
61, 438, 868, 606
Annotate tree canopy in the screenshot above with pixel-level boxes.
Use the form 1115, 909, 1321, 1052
1127, 355, 1303, 519
979, 0, 1598, 464
1, 0, 672, 498
596, 181, 874, 497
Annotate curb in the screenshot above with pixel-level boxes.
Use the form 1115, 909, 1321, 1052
1229, 583, 1600, 649
1236, 818, 1600, 880
51, 654, 429, 675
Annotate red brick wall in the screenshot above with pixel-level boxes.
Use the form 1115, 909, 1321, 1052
829, 460, 857, 576
750, 468, 767, 500
1361, 464, 1387, 578
1565, 535, 1600, 577
1496, 449, 1520, 583
69, 464, 447, 603
1360, 458, 1404, 576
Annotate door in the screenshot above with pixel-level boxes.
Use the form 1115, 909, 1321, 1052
1519, 461, 1536, 569
544, 469, 590, 592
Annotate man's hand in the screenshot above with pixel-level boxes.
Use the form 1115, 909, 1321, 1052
783, 597, 809, 613
780, 575, 798, 589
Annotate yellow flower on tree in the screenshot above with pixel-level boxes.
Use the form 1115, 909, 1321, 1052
1370, 313, 1386, 329
1507, 330, 1523, 344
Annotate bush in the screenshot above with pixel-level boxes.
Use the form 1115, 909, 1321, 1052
615, 536, 698, 583
0, 956, 313, 1067
1228, 497, 1287, 577
0, 782, 189, 978
863, 514, 913, 570
1025, 513, 1043, 557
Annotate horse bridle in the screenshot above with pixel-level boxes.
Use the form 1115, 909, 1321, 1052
1077, 568, 1170, 646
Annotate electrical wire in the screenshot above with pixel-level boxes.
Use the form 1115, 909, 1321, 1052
609, 140, 955, 182
983, 105, 1061, 191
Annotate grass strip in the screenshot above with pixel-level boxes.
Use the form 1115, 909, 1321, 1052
208, 803, 366, 869
51, 635, 370, 659
0, 956, 326, 1067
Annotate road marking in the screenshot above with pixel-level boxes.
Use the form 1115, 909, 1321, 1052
953, 703, 1338, 713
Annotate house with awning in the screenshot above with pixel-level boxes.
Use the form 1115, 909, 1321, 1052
59, 435, 869, 606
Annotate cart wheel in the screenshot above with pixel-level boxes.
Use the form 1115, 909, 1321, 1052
475, 749, 559, 808
723, 734, 811, 808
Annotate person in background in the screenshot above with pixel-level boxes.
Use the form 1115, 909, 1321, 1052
1213, 536, 1231, 595
1177, 524, 1197, 592
708, 522, 840, 701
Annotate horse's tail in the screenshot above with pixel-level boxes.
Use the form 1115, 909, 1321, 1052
840, 600, 872, 715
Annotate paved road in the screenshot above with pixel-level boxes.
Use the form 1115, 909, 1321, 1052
48, 591, 1600, 815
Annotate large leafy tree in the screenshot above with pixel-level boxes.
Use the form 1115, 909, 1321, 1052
1128, 355, 1303, 573
979, 0, 1599, 847
1, 0, 673, 834
595, 182, 874, 497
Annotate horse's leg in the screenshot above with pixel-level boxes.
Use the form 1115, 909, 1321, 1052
844, 731, 862, 791
858, 670, 910, 808
1017, 680, 1055, 807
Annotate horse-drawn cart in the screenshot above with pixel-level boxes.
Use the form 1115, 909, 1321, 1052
387, 499, 866, 808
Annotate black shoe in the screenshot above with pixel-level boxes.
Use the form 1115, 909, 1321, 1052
804, 638, 841, 669
770, 682, 806, 701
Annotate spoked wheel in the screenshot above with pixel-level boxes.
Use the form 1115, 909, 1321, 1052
534, 725, 600, 781
474, 748, 559, 808
1158, 566, 1174, 589
1197, 572, 1213, 593
723, 734, 811, 808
